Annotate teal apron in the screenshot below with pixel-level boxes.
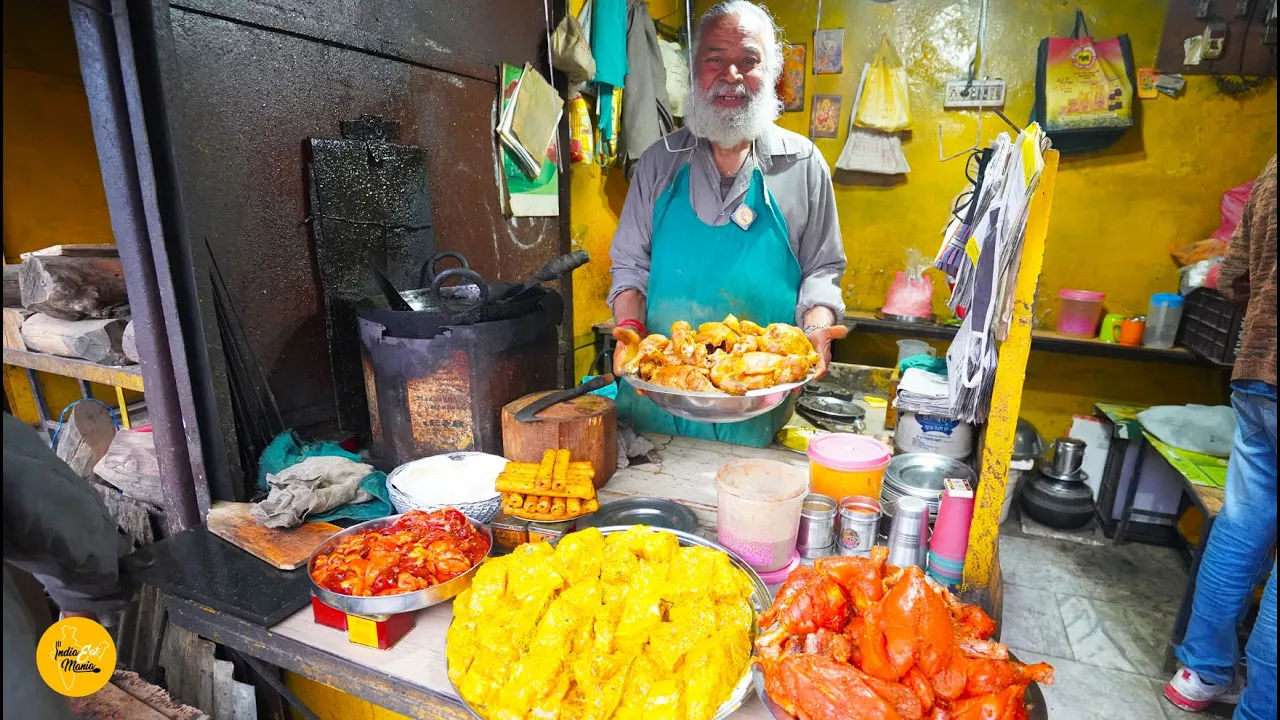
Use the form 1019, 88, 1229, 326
616, 157, 802, 447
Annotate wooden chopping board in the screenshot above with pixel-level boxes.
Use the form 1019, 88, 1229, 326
502, 392, 617, 488
206, 501, 342, 570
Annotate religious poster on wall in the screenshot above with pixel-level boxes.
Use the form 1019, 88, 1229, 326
813, 29, 844, 75
810, 94, 842, 138
777, 44, 807, 112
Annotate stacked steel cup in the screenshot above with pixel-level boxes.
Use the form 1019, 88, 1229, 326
927, 478, 976, 588
885, 496, 930, 570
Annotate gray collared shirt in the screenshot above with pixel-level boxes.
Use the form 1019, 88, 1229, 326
608, 124, 847, 326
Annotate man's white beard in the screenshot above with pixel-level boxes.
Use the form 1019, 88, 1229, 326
685, 80, 781, 148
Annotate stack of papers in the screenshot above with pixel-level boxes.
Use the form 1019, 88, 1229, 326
894, 368, 952, 416
496, 64, 562, 217
497, 63, 564, 180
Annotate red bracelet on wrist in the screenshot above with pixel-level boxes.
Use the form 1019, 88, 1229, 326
616, 319, 647, 336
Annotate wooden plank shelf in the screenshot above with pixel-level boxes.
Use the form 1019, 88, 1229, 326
843, 311, 1214, 366
3, 348, 145, 391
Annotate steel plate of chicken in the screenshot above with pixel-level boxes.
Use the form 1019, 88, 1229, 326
756, 547, 1054, 720
617, 315, 819, 396
310, 508, 490, 597
447, 526, 759, 720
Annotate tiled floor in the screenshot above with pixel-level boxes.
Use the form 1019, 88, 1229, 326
999, 531, 1236, 719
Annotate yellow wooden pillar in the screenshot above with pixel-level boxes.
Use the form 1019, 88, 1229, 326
963, 150, 1060, 597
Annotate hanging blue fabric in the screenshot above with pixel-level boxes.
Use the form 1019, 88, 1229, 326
590, 0, 628, 87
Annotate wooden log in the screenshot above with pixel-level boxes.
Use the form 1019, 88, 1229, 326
19, 255, 129, 320
91, 482, 158, 547
122, 320, 140, 364
3, 264, 20, 306
68, 680, 175, 720
3, 307, 31, 351
501, 392, 617, 488
20, 313, 129, 364
56, 401, 117, 478
110, 670, 208, 720
94, 429, 164, 508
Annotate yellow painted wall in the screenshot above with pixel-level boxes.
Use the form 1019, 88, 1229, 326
569, 0, 1276, 437
3, 0, 123, 423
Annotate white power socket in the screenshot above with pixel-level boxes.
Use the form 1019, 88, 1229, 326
944, 79, 1006, 108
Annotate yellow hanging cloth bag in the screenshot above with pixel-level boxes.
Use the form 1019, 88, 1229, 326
854, 36, 912, 133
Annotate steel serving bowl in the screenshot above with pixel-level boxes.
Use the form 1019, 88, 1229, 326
579, 498, 701, 534
307, 512, 493, 616
623, 371, 814, 423
447, 525, 771, 720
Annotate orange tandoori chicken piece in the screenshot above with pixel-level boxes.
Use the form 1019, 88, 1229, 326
881, 567, 955, 677
964, 659, 1054, 696
950, 683, 1029, 720
757, 567, 851, 652
815, 546, 889, 612
695, 321, 741, 350
760, 323, 820, 362
648, 365, 717, 392
761, 654, 902, 720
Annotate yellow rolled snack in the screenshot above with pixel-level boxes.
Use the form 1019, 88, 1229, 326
507, 507, 573, 521
495, 478, 595, 499
568, 461, 596, 478
535, 451, 555, 491
583, 498, 599, 513
551, 449, 571, 491
551, 497, 566, 516
536, 496, 551, 514
501, 461, 540, 474
503, 493, 524, 509
566, 497, 582, 515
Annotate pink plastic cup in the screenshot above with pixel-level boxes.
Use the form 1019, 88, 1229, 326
1057, 289, 1105, 337
929, 484, 976, 560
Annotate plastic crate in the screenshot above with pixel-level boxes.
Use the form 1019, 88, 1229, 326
1176, 288, 1242, 366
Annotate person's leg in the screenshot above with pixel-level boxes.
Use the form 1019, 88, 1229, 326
1234, 561, 1277, 720
1169, 392, 1278, 709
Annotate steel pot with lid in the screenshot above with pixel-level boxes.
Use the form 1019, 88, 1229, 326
882, 453, 977, 521
1012, 419, 1045, 462
1039, 437, 1088, 482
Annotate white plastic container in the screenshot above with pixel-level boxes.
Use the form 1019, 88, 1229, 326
1142, 293, 1184, 349
715, 459, 808, 573
896, 339, 936, 367
894, 412, 974, 460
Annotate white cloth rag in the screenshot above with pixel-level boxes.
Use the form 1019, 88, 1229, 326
251, 456, 376, 528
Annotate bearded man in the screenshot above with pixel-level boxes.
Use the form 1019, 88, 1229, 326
607, 0, 848, 447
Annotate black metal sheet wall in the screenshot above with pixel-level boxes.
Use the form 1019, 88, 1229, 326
150, 0, 571, 464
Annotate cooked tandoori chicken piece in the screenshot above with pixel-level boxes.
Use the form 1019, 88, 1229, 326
649, 365, 717, 392
623, 315, 818, 395
756, 560, 1054, 720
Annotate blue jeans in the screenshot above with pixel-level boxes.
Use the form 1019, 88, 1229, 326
1176, 389, 1277, 720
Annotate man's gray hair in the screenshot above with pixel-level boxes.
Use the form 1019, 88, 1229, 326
694, 1, 784, 85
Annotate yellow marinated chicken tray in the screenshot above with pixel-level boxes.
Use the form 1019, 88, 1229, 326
447, 526, 758, 720
616, 314, 819, 395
